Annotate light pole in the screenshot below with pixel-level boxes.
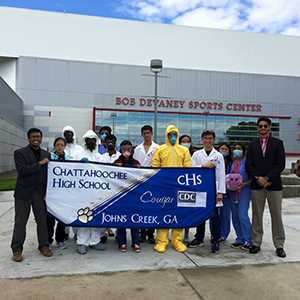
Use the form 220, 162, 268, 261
111, 112, 117, 134
150, 59, 163, 143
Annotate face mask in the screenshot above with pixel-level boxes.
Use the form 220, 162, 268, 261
181, 143, 191, 149
100, 132, 107, 142
123, 150, 131, 158
220, 151, 229, 157
169, 133, 177, 145
232, 149, 243, 159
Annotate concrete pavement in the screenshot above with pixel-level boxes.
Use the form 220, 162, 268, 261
1, 191, 300, 299
1, 191, 300, 280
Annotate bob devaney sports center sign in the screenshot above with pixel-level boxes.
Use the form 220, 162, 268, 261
46, 161, 216, 228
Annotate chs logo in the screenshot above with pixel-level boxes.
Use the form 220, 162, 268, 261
177, 174, 202, 186
177, 191, 197, 204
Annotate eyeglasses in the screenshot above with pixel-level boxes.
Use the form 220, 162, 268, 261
258, 124, 269, 129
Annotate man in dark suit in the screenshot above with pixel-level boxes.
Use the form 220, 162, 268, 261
11, 128, 53, 262
246, 117, 286, 258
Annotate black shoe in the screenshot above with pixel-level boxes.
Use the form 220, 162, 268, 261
211, 242, 220, 253
240, 243, 251, 251
231, 242, 244, 249
249, 245, 261, 254
187, 239, 204, 248
100, 235, 108, 244
148, 237, 155, 244
276, 248, 286, 258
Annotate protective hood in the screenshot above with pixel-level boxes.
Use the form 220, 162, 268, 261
62, 126, 77, 142
165, 124, 179, 146
82, 130, 99, 145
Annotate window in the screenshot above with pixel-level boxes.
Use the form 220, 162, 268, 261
95, 110, 281, 146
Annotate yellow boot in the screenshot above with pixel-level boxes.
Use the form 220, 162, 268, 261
171, 229, 187, 253
154, 229, 169, 253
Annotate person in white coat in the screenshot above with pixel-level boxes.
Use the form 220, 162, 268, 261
62, 126, 84, 160
76, 130, 106, 255
133, 125, 159, 167
188, 130, 226, 253
133, 125, 159, 244
62, 126, 84, 240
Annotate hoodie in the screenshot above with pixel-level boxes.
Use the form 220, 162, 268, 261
62, 126, 84, 160
79, 130, 102, 162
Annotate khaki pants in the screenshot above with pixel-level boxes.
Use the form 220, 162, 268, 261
251, 189, 285, 248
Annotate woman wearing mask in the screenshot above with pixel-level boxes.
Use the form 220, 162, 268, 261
218, 143, 232, 242
47, 137, 69, 249
114, 140, 141, 253
179, 135, 195, 244
228, 144, 252, 250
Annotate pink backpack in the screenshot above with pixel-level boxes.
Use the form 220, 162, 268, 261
226, 173, 243, 191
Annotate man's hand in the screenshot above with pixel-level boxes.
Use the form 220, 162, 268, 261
263, 182, 272, 188
202, 161, 216, 168
216, 193, 223, 207
256, 176, 271, 188
217, 193, 223, 202
38, 158, 49, 166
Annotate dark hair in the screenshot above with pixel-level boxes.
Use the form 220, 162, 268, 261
105, 134, 117, 143
99, 126, 112, 134
53, 137, 66, 146
141, 125, 153, 134
218, 142, 231, 152
233, 143, 246, 154
120, 140, 132, 147
218, 142, 232, 165
201, 130, 215, 139
27, 128, 43, 138
257, 116, 271, 126
179, 135, 192, 144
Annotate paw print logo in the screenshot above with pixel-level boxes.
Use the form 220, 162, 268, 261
77, 207, 94, 223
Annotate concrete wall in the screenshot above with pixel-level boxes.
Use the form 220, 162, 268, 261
0, 117, 25, 172
0, 77, 25, 173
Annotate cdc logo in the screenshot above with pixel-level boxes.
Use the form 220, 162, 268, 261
177, 191, 196, 204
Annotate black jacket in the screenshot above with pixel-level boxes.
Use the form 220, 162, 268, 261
246, 136, 285, 191
14, 145, 50, 198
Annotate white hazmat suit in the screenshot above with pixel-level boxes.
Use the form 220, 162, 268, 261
62, 126, 84, 160
76, 130, 106, 248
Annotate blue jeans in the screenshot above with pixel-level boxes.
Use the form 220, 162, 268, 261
229, 187, 252, 244
220, 193, 231, 240
117, 228, 139, 246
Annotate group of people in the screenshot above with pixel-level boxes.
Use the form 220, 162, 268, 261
11, 116, 287, 262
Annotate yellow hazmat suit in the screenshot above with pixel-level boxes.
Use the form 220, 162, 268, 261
151, 125, 192, 253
